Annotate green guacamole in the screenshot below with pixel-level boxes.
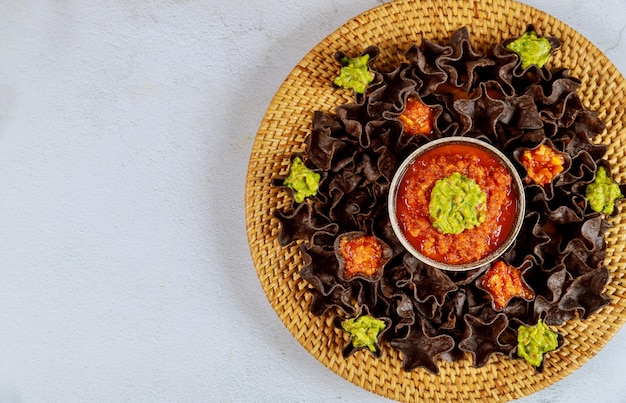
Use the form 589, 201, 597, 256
283, 156, 320, 203
429, 172, 487, 235
341, 315, 386, 353
517, 319, 559, 367
506, 31, 552, 70
586, 166, 623, 214
333, 54, 375, 94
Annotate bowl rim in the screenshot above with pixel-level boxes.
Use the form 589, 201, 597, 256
387, 136, 526, 271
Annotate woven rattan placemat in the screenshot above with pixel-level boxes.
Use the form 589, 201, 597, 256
245, 0, 626, 401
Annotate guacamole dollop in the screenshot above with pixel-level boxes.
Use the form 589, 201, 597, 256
586, 166, 623, 214
429, 172, 487, 234
517, 319, 559, 367
506, 31, 552, 69
333, 54, 375, 94
341, 315, 386, 353
283, 156, 320, 203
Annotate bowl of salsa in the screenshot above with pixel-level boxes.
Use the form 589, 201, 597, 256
388, 137, 525, 271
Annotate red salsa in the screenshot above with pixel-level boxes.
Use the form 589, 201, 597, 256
481, 261, 535, 309
520, 144, 565, 185
399, 97, 433, 135
395, 143, 518, 265
339, 235, 384, 279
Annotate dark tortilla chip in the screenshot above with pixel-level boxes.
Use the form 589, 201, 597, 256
562, 249, 598, 277
523, 73, 581, 113
502, 211, 550, 267
438, 291, 467, 330
308, 285, 355, 317
328, 184, 374, 230
532, 267, 575, 326
305, 111, 352, 171
390, 320, 455, 374
560, 137, 606, 189
273, 202, 338, 246
393, 293, 417, 329
530, 187, 586, 224
469, 42, 519, 95
403, 255, 458, 305
437, 27, 495, 92
367, 63, 418, 118
459, 313, 515, 368
500, 94, 543, 130
577, 213, 611, 252
450, 266, 487, 286
404, 44, 448, 97
559, 267, 611, 320
502, 298, 534, 325
299, 243, 343, 296
454, 82, 506, 139
379, 265, 411, 297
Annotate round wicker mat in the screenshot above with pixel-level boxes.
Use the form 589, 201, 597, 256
245, 0, 626, 401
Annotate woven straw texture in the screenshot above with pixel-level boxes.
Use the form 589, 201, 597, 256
245, 0, 626, 401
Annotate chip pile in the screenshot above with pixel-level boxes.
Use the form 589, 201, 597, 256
272, 26, 624, 373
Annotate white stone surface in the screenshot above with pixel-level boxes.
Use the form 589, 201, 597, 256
0, 0, 624, 402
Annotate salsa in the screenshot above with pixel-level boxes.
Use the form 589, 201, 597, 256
339, 235, 384, 279
399, 97, 433, 135
481, 261, 535, 310
395, 143, 518, 265
520, 144, 565, 186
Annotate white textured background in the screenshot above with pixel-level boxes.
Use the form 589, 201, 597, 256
0, 1, 625, 402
